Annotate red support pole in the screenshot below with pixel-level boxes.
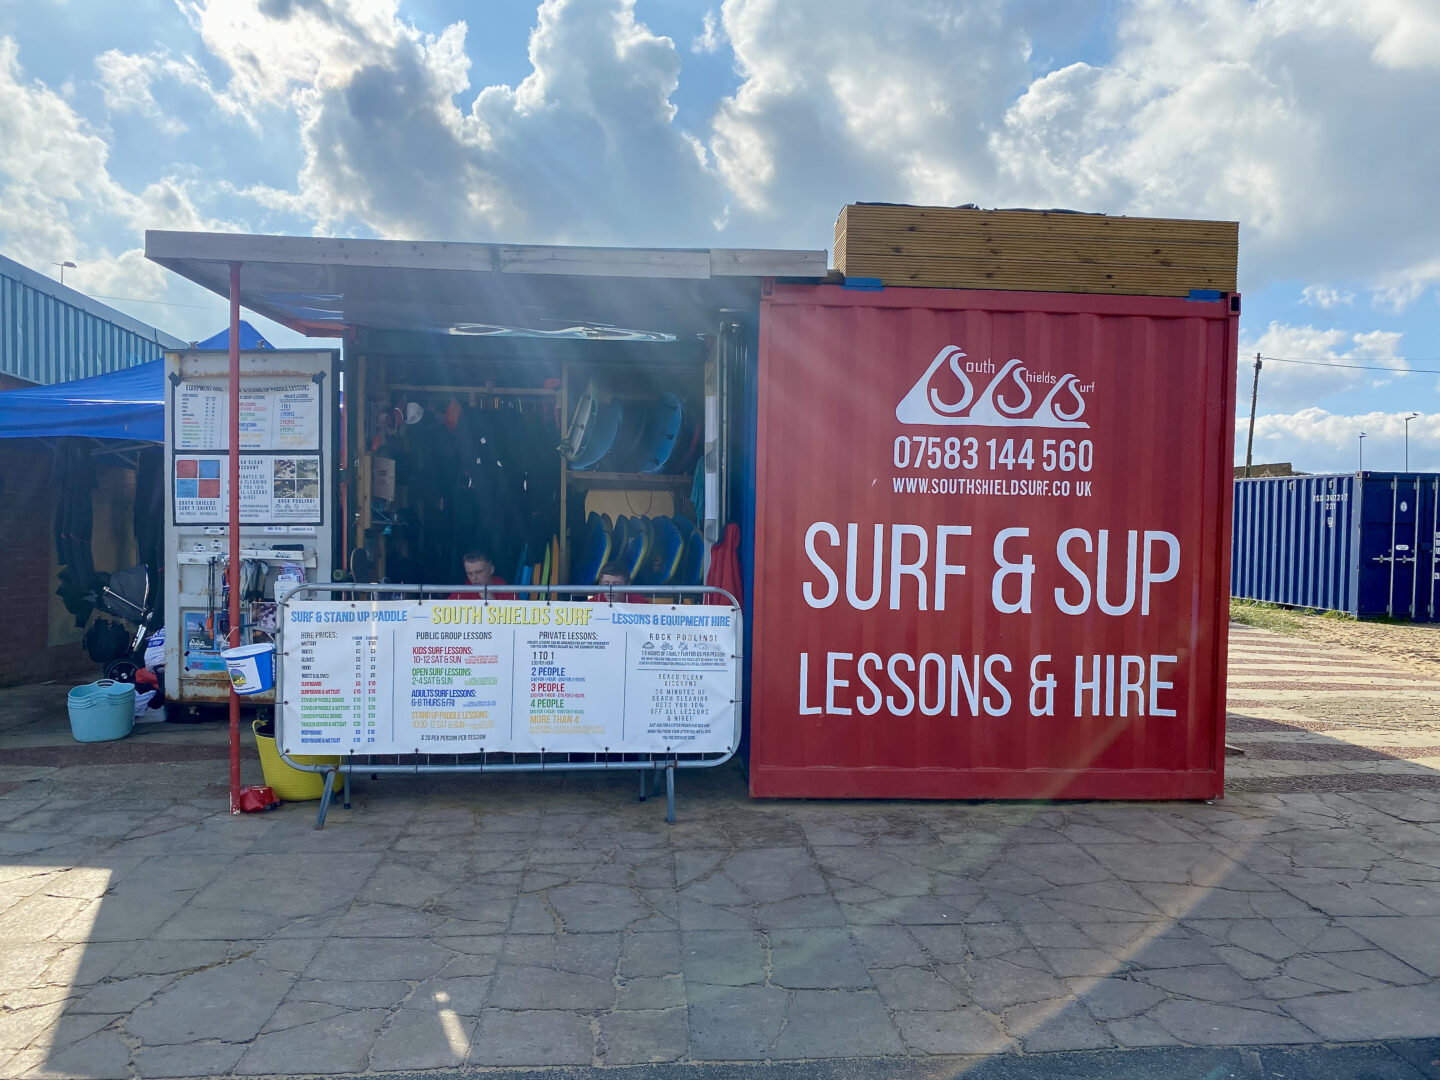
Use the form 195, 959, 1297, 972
228, 262, 242, 815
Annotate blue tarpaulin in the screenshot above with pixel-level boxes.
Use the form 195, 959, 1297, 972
194, 320, 273, 350
0, 360, 163, 442
0, 322, 276, 443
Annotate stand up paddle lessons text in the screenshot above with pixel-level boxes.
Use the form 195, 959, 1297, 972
892, 436, 1095, 497
799, 523, 1182, 719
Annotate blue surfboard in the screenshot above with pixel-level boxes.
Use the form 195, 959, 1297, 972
573, 512, 612, 586
636, 393, 684, 474
619, 516, 652, 583
569, 398, 622, 470
679, 531, 704, 587
597, 400, 645, 472
640, 516, 684, 586
611, 515, 630, 570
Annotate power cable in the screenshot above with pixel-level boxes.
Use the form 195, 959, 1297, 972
88, 293, 221, 310
1263, 356, 1440, 375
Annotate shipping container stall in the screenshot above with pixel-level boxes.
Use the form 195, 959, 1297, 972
1232, 473, 1439, 621
146, 223, 1239, 802
749, 285, 1240, 799
146, 235, 826, 713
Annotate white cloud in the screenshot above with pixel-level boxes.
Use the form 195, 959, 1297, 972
989, 0, 1440, 290
709, 0, 1039, 223
1370, 257, 1440, 314
1245, 408, 1440, 472
95, 47, 250, 133
96, 49, 188, 134
692, 10, 722, 55
1300, 284, 1355, 310
180, 0, 725, 244
177, 0, 411, 111
1237, 321, 1408, 412
0, 36, 241, 338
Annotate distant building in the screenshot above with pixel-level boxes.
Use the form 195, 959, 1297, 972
0, 253, 185, 386
1235, 462, 1295, 478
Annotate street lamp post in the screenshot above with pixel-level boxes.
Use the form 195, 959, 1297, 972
1359, 432, 1367, 472
53, 261, 76, 285
1405, 413, 1419, 471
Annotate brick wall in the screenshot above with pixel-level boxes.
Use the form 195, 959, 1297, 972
0, 441, 138, 687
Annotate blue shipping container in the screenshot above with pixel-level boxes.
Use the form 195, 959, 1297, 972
1232, 473, 1440, 621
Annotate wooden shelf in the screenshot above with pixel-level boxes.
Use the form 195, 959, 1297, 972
566, 471, 692, 490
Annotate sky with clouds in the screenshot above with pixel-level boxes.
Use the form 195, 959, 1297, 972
2, 0, 1439, 474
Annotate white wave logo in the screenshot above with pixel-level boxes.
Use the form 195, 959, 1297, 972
896, 346, 1091, 429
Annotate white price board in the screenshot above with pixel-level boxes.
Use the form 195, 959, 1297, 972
176, 380, 321, 451
174, 454, 323, 524
280, 601, 738, 756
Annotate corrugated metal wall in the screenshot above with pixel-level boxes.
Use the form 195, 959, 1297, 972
1232, 475, 1357, 613
1232, 473, 1440, 620
0, 255, 185, 385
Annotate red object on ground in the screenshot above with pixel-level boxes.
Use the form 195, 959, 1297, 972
705, 522, 741, 605
238, 785, 279, 812
748, 284, 1237, 800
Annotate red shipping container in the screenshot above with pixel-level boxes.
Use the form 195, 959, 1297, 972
749, 284, 1238, 800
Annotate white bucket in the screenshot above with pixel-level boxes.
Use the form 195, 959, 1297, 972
221, 643, 275, 695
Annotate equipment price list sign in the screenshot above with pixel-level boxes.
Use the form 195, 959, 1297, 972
175, 380, 321, 451
280, 601, 737, 756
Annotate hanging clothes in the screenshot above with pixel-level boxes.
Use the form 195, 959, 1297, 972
134, 446, 165, 573
705, 522, 742, 607
53, 438, 97, 623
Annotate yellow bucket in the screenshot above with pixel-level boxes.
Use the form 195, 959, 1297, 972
252, 719, 341, 802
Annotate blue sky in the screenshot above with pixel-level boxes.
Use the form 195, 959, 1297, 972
3, 0, 1439, 473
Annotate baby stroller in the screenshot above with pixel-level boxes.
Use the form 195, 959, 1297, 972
86, 565, 162, 683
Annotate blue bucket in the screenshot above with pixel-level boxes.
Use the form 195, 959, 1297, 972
222, 643, 275, 696
67, 681, 135, 743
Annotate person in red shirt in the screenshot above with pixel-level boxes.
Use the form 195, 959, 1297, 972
590, 562, 648, 605
448, 550, 512, 600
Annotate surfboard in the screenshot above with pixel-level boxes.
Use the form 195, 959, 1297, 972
673, 515, 697, 548
666, 403, 700, 476
679, 531, 704, 588
558, 382, 596, 461
569, 397, 622, 470
598, 399, 645, 472
619, 516, 652, 582
574, 512, 612, 586
611, 515, 630, 569
644, 516, 685, 585
636, 393, 684, 474
541, 540, 552, 587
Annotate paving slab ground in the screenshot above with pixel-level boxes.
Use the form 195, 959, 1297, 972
1, 624, 1439, 1078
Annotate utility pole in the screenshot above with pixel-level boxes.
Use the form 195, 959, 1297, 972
1243, 353, 1261, 478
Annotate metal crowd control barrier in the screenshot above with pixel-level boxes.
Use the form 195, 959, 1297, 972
275, 583, 743, 828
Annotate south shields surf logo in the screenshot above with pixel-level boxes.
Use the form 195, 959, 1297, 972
896, 346, 1094, 429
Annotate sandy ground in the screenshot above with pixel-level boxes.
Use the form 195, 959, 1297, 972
1230, 606, 1440, 675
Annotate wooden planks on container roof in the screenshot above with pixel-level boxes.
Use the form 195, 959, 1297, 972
835, 204, 1238, 296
